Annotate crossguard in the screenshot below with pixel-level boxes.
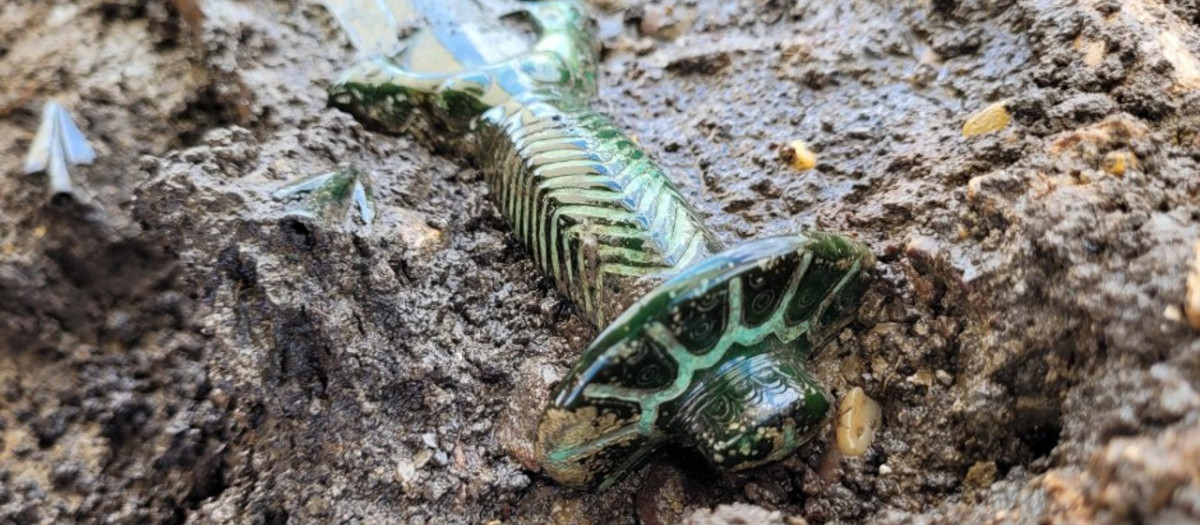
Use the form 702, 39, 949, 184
329, 0, 598, 134
537, 234, 872, 489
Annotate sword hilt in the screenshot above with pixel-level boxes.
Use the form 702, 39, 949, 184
325, 0, 874, 490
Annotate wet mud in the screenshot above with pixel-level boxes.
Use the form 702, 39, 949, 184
2, 0, 1199, 523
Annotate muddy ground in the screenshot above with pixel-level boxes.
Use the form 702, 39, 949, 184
2, 0, 1199, 523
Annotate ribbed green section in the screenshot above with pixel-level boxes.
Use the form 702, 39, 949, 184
478, 92, 723, 327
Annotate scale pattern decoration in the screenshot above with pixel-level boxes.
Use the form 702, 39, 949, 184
326, 0, 875, 489
478, 92, 723, 326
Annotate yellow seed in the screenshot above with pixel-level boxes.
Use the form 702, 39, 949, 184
1102, 150, 1138, 177
836, 387, 882, 457
1186, 241, 1200, 331
962, 101, 1012, 137
782, 140, 817, 171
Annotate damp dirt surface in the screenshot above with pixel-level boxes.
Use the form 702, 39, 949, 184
2, 0, 1200, 523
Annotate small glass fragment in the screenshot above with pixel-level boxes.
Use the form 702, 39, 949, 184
23, 101, 95, 197
273, 166, 376, 225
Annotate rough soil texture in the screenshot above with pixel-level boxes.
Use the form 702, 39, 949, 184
2, 0, 1199, 523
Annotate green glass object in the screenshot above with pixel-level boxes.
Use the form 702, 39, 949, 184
273, 166, 376, 226
23, 101, 96, 199
326, 0, 873, 489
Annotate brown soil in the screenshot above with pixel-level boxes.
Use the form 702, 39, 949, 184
2, 0, 1198, 523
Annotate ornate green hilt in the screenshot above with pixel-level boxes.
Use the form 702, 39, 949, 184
328, 0, 873, 489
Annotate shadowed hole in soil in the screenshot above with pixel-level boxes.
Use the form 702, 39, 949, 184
279, 218, 318, 252
268, 307, 334, 401
174, 84, 245, 147
1016, 416, 1063, 463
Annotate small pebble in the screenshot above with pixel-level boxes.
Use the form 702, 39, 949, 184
172, 0, 205, 26
1164, 304, 1183, 322
413, 450, 433, 469
1186, 241, 1200, 330
590, 0, 626, 11
780, 140, 817, 171
963, 101, 1011, 137
638, 5, 693, 40
397, 459, 417, 484
836, 387, 883, 457
1079, 37, 1106, 67
636, 463, 692, 525
964, 461, 998, 490
935, 369, 954, 386
904, 235, 940, 260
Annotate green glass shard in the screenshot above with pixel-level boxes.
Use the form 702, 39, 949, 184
23, 101, 96, 197
273, 166, 376, 226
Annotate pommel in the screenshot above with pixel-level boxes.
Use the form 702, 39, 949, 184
536, 233, 874, 489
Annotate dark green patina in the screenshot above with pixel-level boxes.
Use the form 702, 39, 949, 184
319, 0, 873, 489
